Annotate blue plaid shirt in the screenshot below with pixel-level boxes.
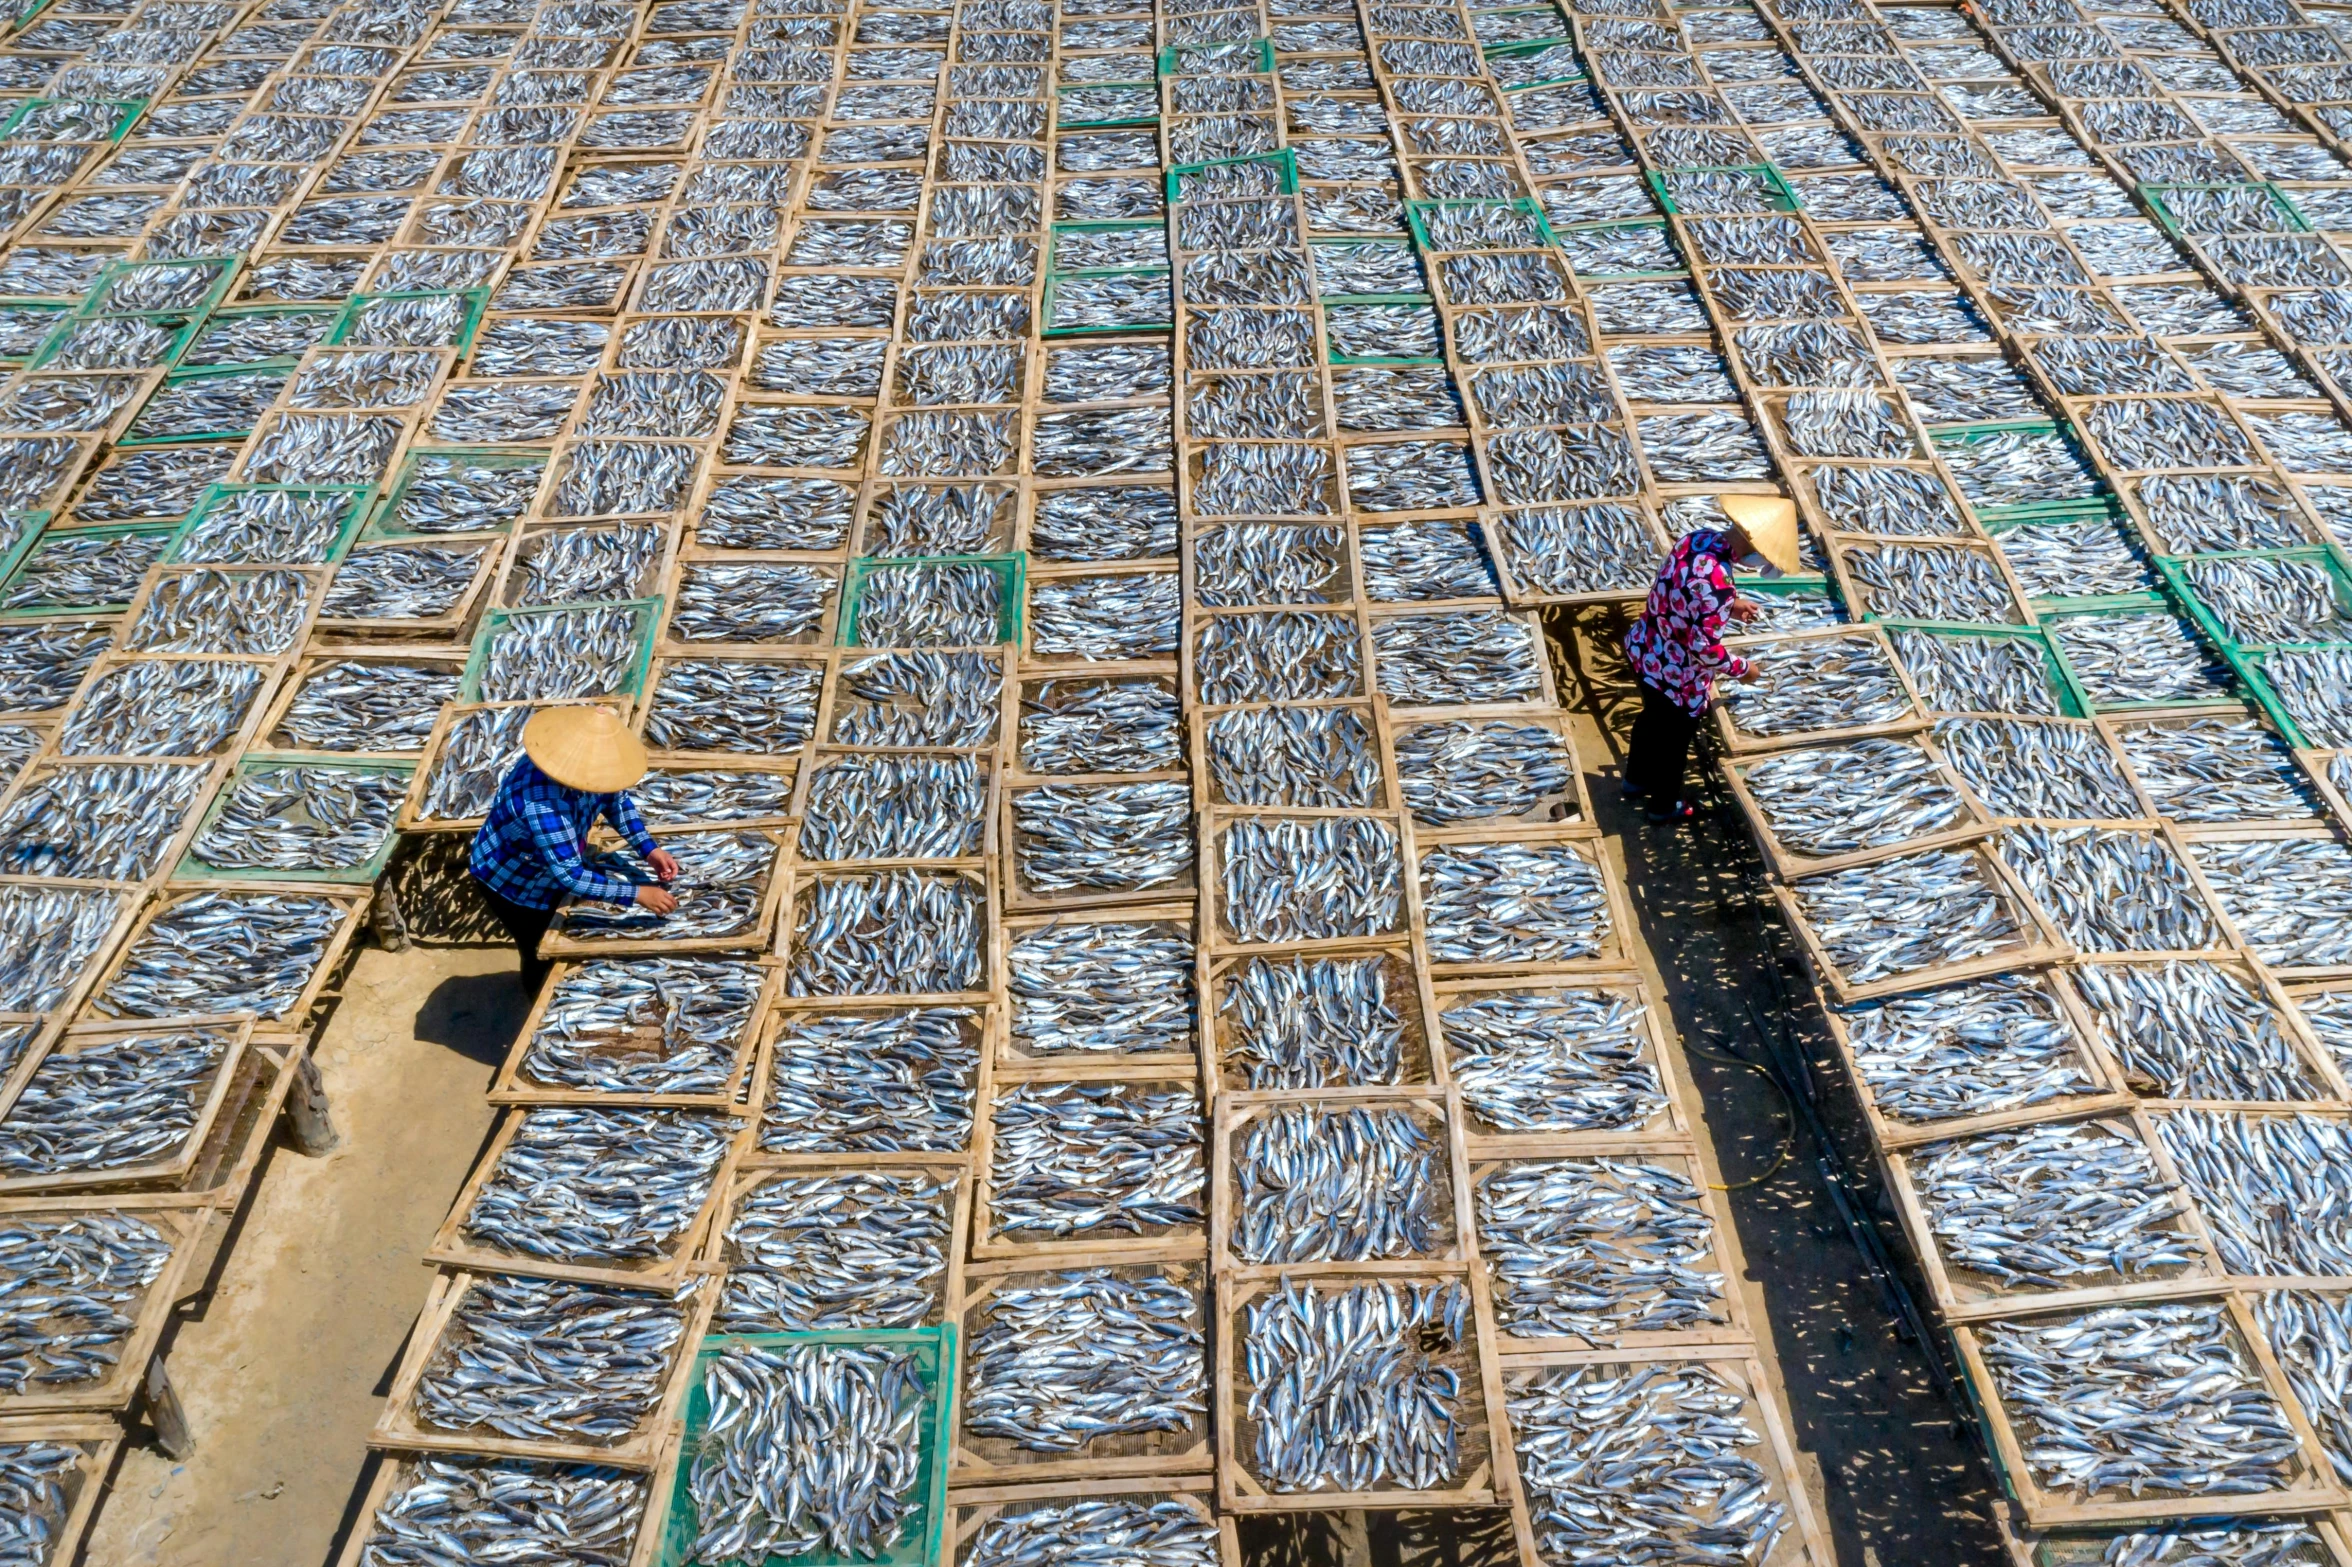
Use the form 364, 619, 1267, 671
469, 756, 659, 912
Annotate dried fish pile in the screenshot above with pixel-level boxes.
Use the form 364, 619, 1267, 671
1791, 850, 2027, 986
458, 1107, 731, 1265
715, 1171, 953, 1334
1912, 1121, 2196, 1290
0, 1212, 172, 1392
1233, 1104, 1445, 1264
1738, 738, 1967, 857
986, 1081, 1204, 1239
518, 958, 759, 1098
352, 1457, 649, 1567
1840, 977, 2097, 1126
1241, 1279, 1471, 1493
1478, 1159, 1725, 1343
2074, 961, 2319, 1104
964, 1269, 1206, 1453
411, 1274, 688, 1447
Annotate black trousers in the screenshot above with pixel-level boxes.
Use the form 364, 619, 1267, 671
1627, 680, 1700, 803
476, 879, 556, 992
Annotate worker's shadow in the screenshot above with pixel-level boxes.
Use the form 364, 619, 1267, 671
412, 971, 533, 1068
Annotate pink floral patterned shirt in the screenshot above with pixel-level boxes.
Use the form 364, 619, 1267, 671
1624, 529, 1751, 717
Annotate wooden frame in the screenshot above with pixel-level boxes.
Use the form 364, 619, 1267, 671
952, 1249, 1214, 1489
1201, 939, 1440, 1104
1198, 805, 1418, 957
0, 1016, 255, 1197
113, 560, 331, 661
423, 1104, 743, 1292
792, 743, 1001, 861
0, 1416, 121, 1567
86, 883, 369, 1032
1710, 623, 1930, 758
772, 860, 1000, 1009
1210, 1089, 1471, 1277
1952, 1293, 2351, 1529
1773, 835, 2070, 1006
2176, 822, 2352, 982
997, 900, 1200, 1076
0, 1197, 208, 1415
1001, 772, 1199, 913
694, 1155, 974, 1333
487, 952, 778, 1109
536, 824, 790, 959
1385, 702, 1594, 837
1413, 823, 1635, 979
1432, 971, 1695, 1153
970, 1062, 1207, 1263
944, 1477, 1234, 1567
369, 1266, 716, 1469
1492, 1348, 1834, 1567
1720, 725, 1992, 880
256, 644, 470, 759
315, 531, 506, 640
1215, 1268, 1501, 1512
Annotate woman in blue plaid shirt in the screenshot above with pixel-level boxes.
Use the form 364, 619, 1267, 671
469, 707, 680, 989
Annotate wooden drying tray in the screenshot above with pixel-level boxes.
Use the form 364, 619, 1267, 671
486, 952, 781, 1110
952, 1248, 1214, 1491
253, 643, 469, 761
1434, 969, 1698, 1155
369, 1266, 715, 1470
968, 1060, 1206, 1265
749, 998, 998, 1171
0, 1196, 209, 1417
535, 825, 791, 960
995, 898, 1200, 1078
0, 1015, 256, 1199
1719, 725, 1994, 881
1952, 1292, 2351, 1530
1709, 622, 1930, 759
81, 882, 369, 1035
423, 1104, 744, 1293
1413, 823, 1636, 980
944, 1478, 1234, 1567
1215, 1266, 1501, 1512
1210, 1088, 1471, 1279
1199, 937, 1439, 1107
1464, 1145, 1755, 1362
1491, 1346, 1834, 1567
692, 1155, 975, 1333
1001, 771, 1198, 915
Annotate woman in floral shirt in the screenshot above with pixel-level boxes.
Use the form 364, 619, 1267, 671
1623, 497, 1800, 824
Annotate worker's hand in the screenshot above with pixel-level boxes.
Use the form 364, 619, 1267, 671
633, 883, 679, 915
1728, 596, 1761, 623
1737, 658, 1765, 680
646, 847, 681, 882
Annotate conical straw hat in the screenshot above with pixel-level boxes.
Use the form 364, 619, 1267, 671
1718, 494, 1802, 576
522, 706, 647, 793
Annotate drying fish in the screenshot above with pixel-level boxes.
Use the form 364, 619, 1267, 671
125, 569, 313, 656
412, 1273, 688, 1446
1030, 573, 1180, 661
642, 660, 821, 755
762, 1008, 978, 1153
1995, 516, 2153, 600
1031, 486, 1178, 563
1014, 781, 1193, 894
554, 832, 775, 944
0, 1028, 229, 1180
1479, 1159, 1725, 1342
1846, 544, 2019, 624
964, 1500, 1219, 1567
2117, 718, 2315, 823
459, 1106, 731, 1264
1194, 526, 1344, 608
1999, 825, 2218, 953
1008, 920, 1193, 1058
1236, 1104, 1443, 1264
1392, 720, 1573, 828
1979, 1304, 2301, 1502
853, 562, 1003, 647
519, 957, 760, 1097
716, 1170, 953, 1334
479, 605, 650, 704
0, 759, 212, 882
2182, 555, 2352, 648
1195, 612, 1362, 705
1421, 842, 1609, 967
1791, 849, 2025, 986
2050, 612, 2234, 708
670, 563, 832, 644
964, 1268, 1205, 1453
192, 764, 405, 873
59, 659, 267, 759
1934, 716, 2142, 821
1372, 611, 1541, 706
687, 1342, 930, 1564
833, 652, 1002, 749
96, 891, 345, 1023
2192, 837, 2352, 970
2259, 646, 2352, 748
1220, 817, 1400, 944
0, 622, 111, 716
1719, 634, 1912, 738
1842, 974, 2099, 1125
2073, 960, 2318, 1103
1444, 986, 1665, 1134
1914, 1120, 2194, 1290
786, 872, 984, 998
1019, 677, 1180, 775
386, 455, 546, 535
0, 886, 125, 1013
1221, 955, 1406, 1091
2157, 1111, 2352, 1278
1207, 706, 1379, 808
1509, 1362, 1788, 1565
2253, 1292, 2352, 1486
801, 755, 986, 862
1739, 737, 1967, 857
354, 1456, 648, 1567
0, 1210, 172, 1390
323, 542, 490, 623
987, 1081, 1204, 1237
1243, 1279, 1469, 1493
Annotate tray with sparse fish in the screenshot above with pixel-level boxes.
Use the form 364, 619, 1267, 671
1495, 1349, 1833, 1566
946, 1482, 1236, 1567
970, 1066, 1209, 1264
0, 1416, 122, 1567
173, 753, 415, 887
1721, 730, 1990, 879
1774, 836, 2069, 1005
1952, 1294, 2349, 1528
1217, 1268, 1499, 1512
259, 647, 468, 761
426, 1104, 746, 1293
490, 954, 777, 1111
953, 1253, 1212, 1488
538, 826, 790, 960
0, 1196, 208, 1417
996, 901, 1199, 1077
1212, 1091, 1470, 1278
371, 1266, 717, 1468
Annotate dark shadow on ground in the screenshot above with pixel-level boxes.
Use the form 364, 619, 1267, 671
411, 969, 532, 1067
1554, 607, 2004, 1567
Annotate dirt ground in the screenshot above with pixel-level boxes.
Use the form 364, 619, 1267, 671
83, 945, 523, 1567
73, 620, 2005, 1566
